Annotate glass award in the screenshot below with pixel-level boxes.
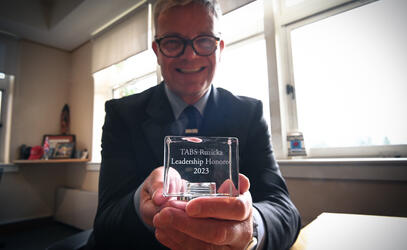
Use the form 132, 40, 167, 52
163, 136, 239, 200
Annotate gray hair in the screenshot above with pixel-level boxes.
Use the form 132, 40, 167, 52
153, 0, 222, 35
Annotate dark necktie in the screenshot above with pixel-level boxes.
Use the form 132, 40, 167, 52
182, 105, 202, 135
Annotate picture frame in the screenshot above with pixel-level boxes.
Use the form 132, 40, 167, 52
53, 142, 75, 158
42, 134, 75, 159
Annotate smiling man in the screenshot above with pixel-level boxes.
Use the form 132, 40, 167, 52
152, 1, 223, 105
87, 1, 301, 249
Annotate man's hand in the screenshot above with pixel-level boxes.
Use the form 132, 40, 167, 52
153, 174, 253, 249
139, 167, 172, 228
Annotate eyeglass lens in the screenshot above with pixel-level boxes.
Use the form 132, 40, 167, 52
158, 36, 218, 57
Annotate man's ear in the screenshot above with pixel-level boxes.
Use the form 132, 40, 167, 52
152, 41, 158, 55
218, 39, 225, 61
152, 41, 160, 64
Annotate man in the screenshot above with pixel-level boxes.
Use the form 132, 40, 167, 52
87, 0, 300, 249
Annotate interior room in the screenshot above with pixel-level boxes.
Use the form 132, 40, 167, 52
0, 0, 406, 249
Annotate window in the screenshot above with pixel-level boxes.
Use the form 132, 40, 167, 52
0, 73, 5, 127
112, 72, 157, 99
280, 0, 407, 157
0, 73, 14, 163
216, 0, 271, 126
92, 50, 157, 162
216, 37, 270, 126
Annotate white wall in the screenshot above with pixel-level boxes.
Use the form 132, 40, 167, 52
0, 40, 99, 225
69, 41, 94, 160
0, 165, 67, 224
0, 40, 72, 223
10, 40, 70, 161
66, 41, 99, 193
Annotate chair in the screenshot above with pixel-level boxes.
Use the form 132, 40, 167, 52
46, 229, 92, 250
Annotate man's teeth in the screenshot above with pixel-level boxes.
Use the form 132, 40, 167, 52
177, 67, 204, 73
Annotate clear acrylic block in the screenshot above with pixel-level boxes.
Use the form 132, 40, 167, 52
163, 136, 239, 199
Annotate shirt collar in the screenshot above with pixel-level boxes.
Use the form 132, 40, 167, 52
164, 83, 211, 120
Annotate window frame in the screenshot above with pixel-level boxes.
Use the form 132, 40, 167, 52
273, 0, 407, 158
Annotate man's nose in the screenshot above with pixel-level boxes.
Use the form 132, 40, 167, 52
181, 43, 198, 59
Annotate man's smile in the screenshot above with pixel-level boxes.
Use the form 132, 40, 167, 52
176, 66, 206, 73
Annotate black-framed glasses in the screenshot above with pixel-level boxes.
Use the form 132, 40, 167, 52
155, 35, 220, 58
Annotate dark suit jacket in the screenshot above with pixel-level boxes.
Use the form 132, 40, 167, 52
87, 82, 300, 250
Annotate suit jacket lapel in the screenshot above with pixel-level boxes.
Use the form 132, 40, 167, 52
142, 83, 175, 163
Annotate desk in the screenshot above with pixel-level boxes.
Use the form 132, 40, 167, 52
290, 213, 407, 250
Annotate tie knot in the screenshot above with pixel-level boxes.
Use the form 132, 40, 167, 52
182, 105, 202, 134
184, 105, 200, 117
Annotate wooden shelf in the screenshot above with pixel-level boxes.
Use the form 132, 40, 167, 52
13, 159, 90, 164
